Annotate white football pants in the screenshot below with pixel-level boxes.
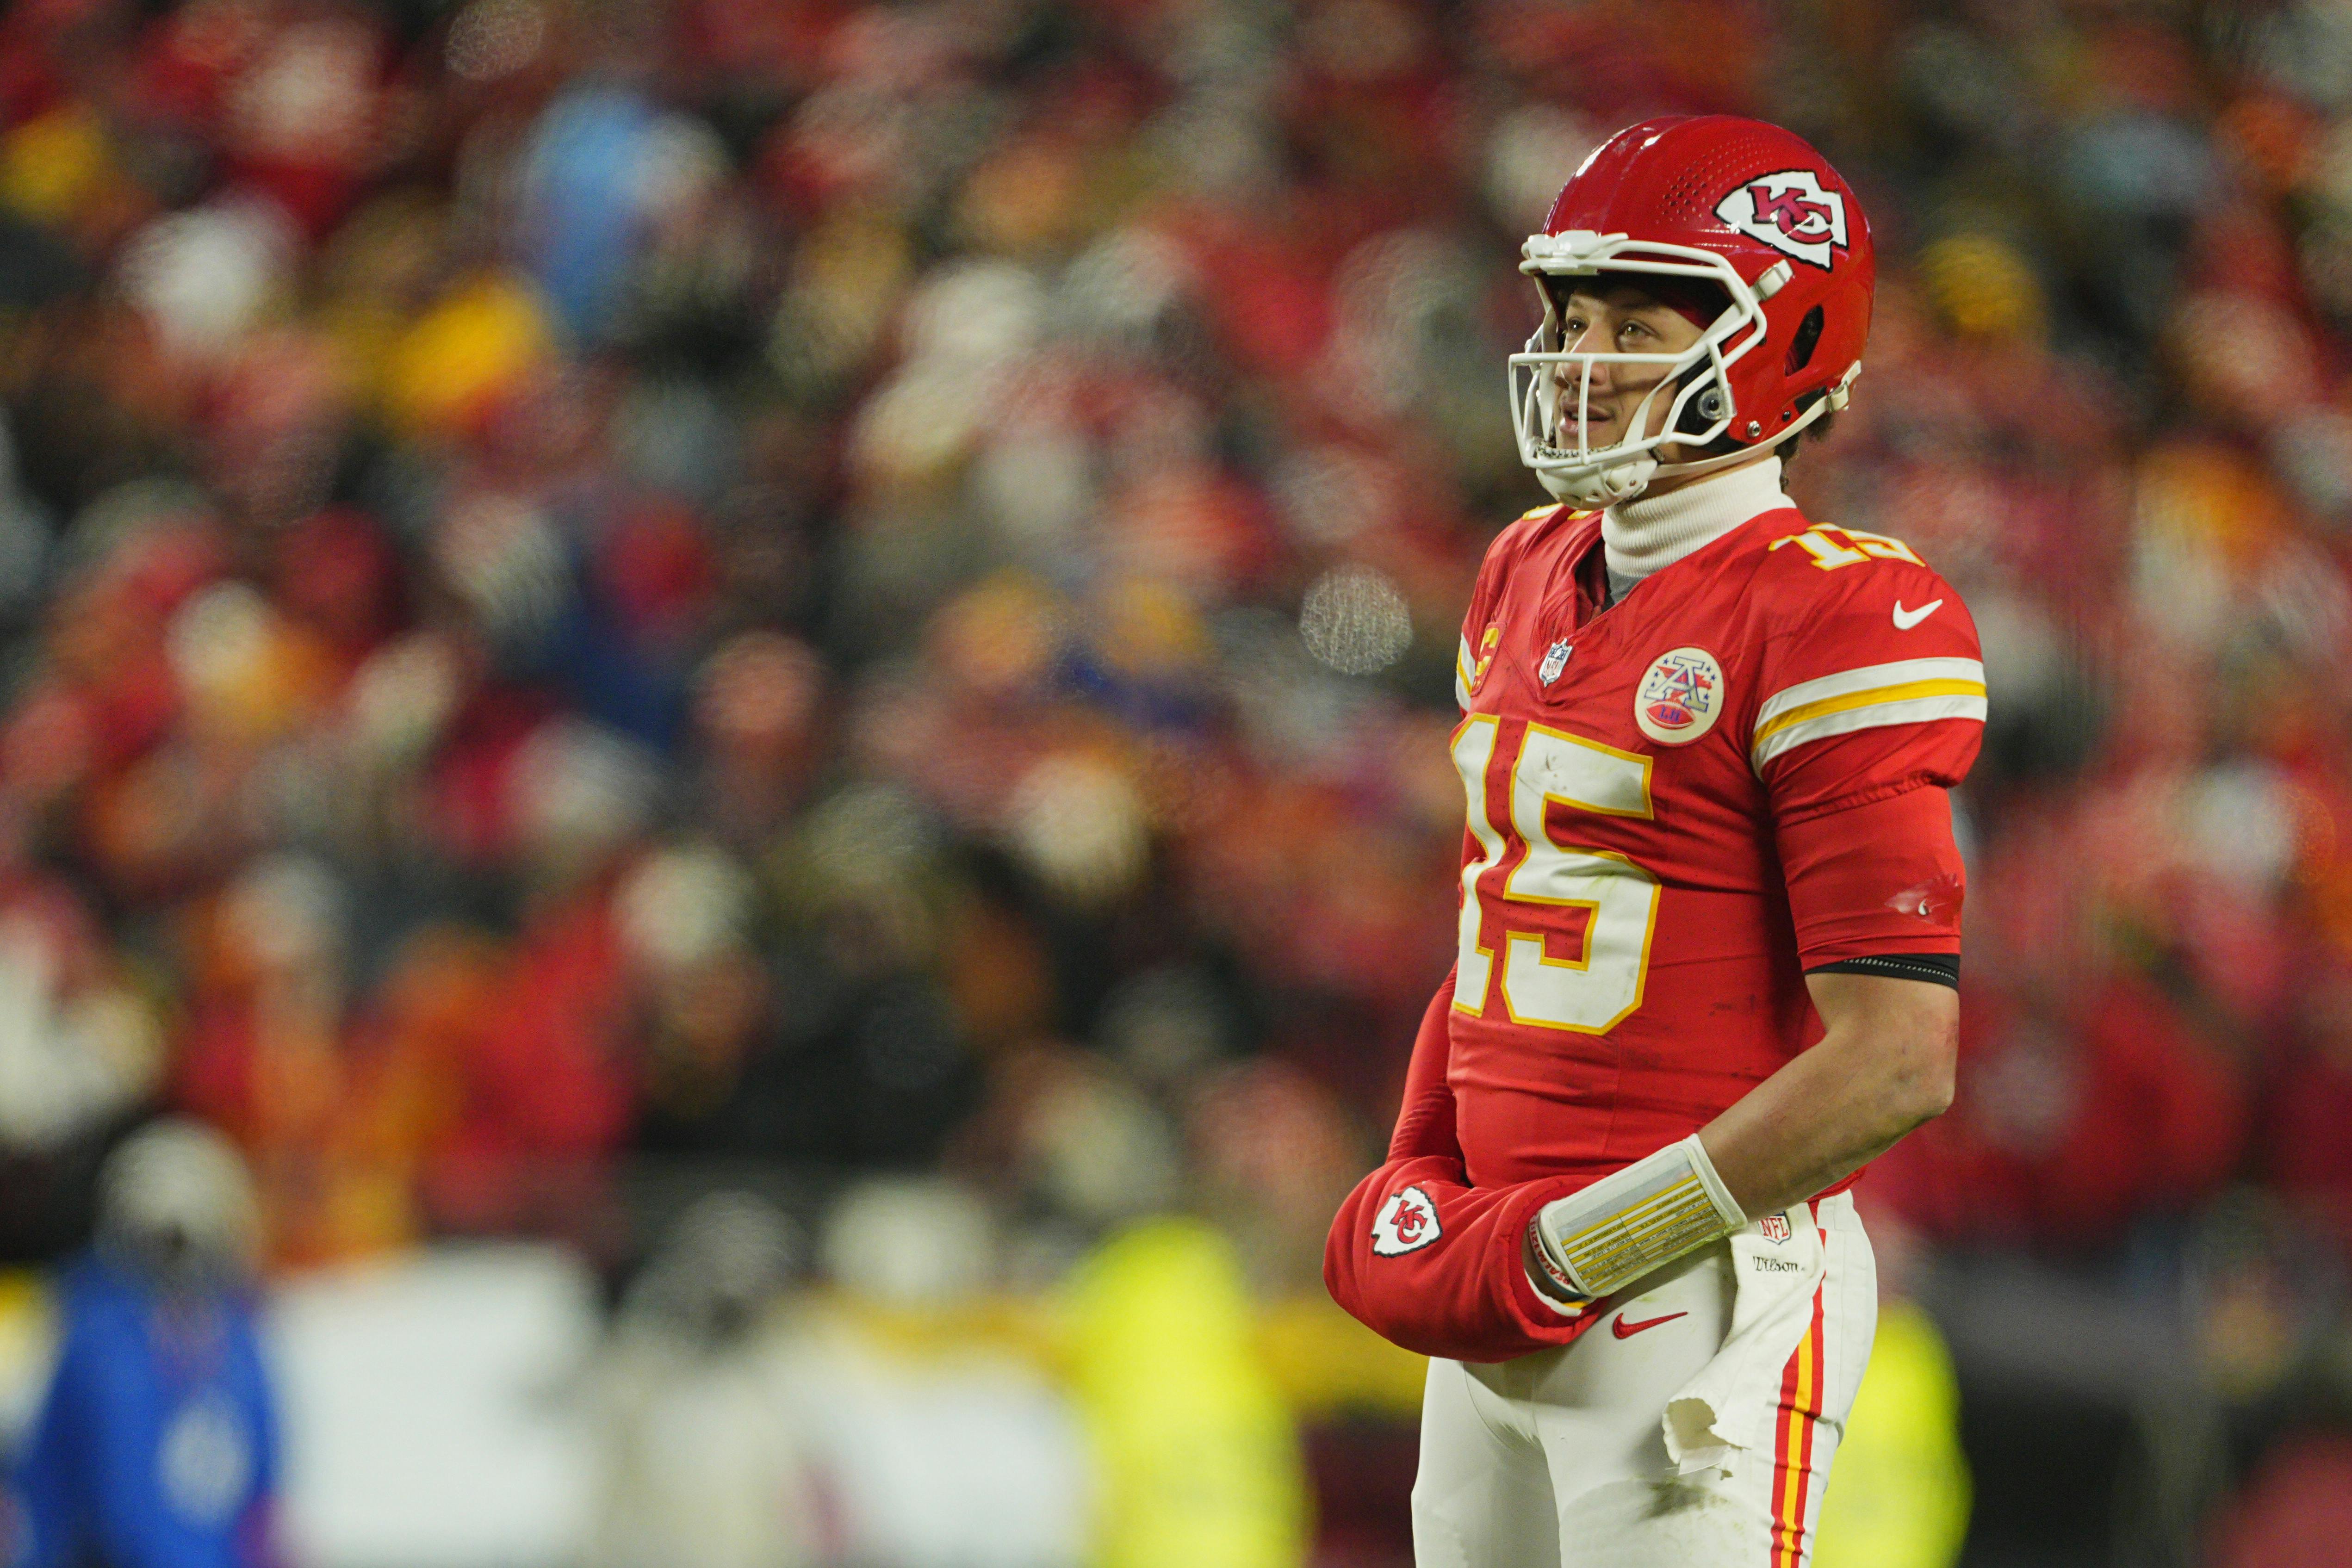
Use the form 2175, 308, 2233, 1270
1411, 1192, 1875, 1568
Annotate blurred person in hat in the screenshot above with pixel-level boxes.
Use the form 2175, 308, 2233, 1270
0, 871, 168, 1261
784, 1177, 1089, 1568
589, 1191, 822, 1568
11, 1117, 281, 1568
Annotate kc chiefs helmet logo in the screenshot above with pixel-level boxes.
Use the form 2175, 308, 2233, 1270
1715, 170, 1849, 270
1371, 1184, 1442, 1255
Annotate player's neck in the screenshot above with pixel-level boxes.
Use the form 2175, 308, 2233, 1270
1602, 455, 1786, 593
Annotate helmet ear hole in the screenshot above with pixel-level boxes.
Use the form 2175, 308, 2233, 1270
1784, 305, 1825, 376
1696, 387, 1726, 421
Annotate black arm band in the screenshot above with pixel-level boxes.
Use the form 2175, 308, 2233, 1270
1806, 952, 1960, 989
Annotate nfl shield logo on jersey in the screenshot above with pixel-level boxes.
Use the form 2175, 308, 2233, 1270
1759, 1214, 1793, 1244
1538, 640, 1572, 686
1371, 1185, 1442, 1255
1634, 646, 1725, 745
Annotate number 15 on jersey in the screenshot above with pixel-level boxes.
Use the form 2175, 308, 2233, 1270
1451, 716, 1660, 1035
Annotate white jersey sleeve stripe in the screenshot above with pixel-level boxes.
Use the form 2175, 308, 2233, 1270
1753, 692, 1987, 769
1755, 657, 1986, 726
1455, 635, 1475, 711
1751, 657, 1986, 770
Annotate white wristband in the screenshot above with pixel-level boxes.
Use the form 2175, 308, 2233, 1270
1529, 1135, 1749, 1301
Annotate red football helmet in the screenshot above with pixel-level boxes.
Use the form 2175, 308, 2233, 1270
1509, 115, 1876, 505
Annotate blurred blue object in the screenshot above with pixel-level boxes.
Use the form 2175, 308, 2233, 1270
520, 87, 661, 344
11, 1255, 279, 1568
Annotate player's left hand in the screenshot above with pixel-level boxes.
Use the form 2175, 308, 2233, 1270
1324, 1155, 1598, 1363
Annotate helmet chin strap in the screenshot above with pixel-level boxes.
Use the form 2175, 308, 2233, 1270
1532, 368, 1852, 507
1539, 454, 1656, 505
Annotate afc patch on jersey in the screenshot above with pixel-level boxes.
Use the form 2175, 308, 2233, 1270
1371, 1184, 1442, 1255
1634, 646, 1725, 745
1714, 170, 1849, 269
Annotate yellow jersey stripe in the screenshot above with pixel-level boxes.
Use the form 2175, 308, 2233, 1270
1752, 677, 1988, 746
1752, 692, 1987, 770
1755, 657, 1984, 724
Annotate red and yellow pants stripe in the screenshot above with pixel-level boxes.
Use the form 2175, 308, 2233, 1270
1769, 1259, 1831, 1566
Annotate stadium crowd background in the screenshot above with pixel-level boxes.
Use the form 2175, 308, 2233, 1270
0, 0, 2350, 1562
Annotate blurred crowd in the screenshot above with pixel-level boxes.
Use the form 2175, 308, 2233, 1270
0, 0, 2349, 1561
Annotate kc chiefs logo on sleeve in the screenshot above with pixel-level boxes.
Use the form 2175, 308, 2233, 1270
1371, 1184, 1442, 1255
1715, 170, 1849, 269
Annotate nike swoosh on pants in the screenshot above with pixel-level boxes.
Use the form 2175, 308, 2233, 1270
1611, 1310, 1688, 1339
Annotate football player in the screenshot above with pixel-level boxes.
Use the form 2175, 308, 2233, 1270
1324, 116, 1983, 1567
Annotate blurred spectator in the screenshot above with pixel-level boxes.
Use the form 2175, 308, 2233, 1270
1064, 1218, 1308, 1568
589, 1191, 819, 1568
786, 1178, 1088, 1568
11, 1119, 277, 1568
1878, 973, 2248, 1250
0, 871, 164, 1262
2265, 962, 2352, 1254
2208, 1435, 2352, 1568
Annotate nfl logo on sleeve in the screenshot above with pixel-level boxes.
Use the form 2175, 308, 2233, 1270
1372, 1185, 1442, 1255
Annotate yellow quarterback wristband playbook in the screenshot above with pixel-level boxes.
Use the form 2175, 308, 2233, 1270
1528, 1135, 1749, 1302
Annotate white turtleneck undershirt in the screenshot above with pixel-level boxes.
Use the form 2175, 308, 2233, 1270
1601, 455, 1788, 604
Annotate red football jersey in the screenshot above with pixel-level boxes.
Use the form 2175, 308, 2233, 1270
1443, 500, 1983, 1191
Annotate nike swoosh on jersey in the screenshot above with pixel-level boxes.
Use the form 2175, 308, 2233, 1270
1892, 598, 1944, 630
1611, 1309, 1689, 1339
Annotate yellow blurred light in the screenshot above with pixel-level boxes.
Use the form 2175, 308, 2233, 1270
2136, 442, 2290, 566
383, 273, 556, 437
1093, 576, 1211, 678
168, 583, 335, 743
0, 105, 114, 225
1918, 233, 2047, 341
0, 1271, 56, 1429
1254, 1293, 1428, 1418
958, 139, 1084, 259
1812, 1300, 1971, 1568
770, 206, 911, 387
931, 572, 1067, 695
